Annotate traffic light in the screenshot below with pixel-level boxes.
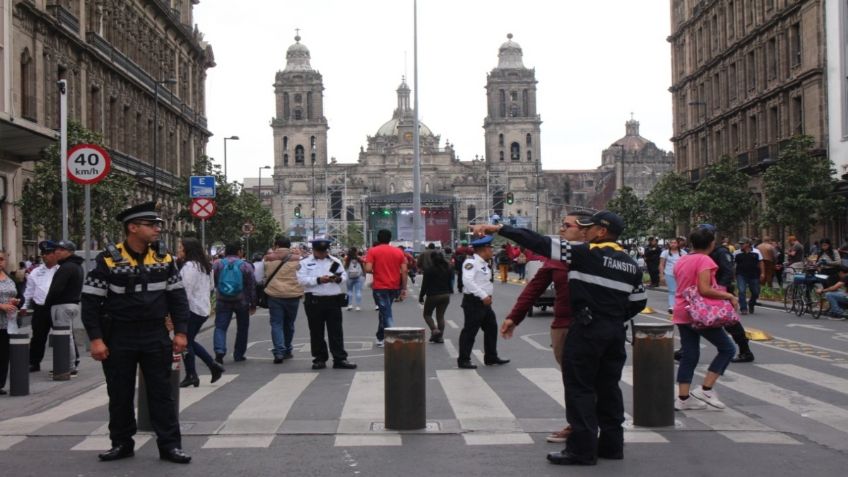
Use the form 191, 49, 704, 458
294, 205, 302, 218
506, 192, 514, 204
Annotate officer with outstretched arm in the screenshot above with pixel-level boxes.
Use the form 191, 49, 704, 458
472, 210, 646, 466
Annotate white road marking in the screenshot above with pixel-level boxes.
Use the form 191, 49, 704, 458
0, 385, 109, 435
757, 364, 848, 395
442, 338, 459, 358
446, 320, 460, 329
520, 333, 551, 351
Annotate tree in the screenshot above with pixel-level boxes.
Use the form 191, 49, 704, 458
691, 155, 755, 236
177, 156, 280, 253
645, 171, 693, 238
761, 135, 846, 241
17, 122, 138, 245
606, 186, 651, 244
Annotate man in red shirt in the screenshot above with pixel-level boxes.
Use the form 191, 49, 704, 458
501, 211, 590, 444
364, 230, 408, 347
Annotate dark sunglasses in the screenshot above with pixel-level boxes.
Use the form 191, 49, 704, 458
133, 220, 163, 228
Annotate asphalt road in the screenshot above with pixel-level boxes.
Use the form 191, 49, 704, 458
2, 278, 848, 476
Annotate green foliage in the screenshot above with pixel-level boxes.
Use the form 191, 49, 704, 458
645, 171, 694, 238
176, 157, 280, 253
691, 155, 755, 236
605, 186, 651, 243
17, 122, 137, 244
761, 135, 845, 241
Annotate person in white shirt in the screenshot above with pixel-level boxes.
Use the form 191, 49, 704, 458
177, 238, 224, 387
23, 241, 60, 372
296, 238, 356, 370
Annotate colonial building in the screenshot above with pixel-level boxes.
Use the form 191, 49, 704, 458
1, 0, 214, 256
669, 0, 827, 236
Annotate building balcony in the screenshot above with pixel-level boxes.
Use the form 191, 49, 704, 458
108, 148, 181, 192
46, 4, 79, 35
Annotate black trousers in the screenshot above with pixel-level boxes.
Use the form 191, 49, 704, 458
458, 295, 498, 362
304, 296, 347, 363
102, 322, 180, 451
562, 318, 627, 462
0, 330, 9, 389
646, 261, 660, 286
455, 270, 464, 293
724, 322, 751, 354
29, 304, 52, 366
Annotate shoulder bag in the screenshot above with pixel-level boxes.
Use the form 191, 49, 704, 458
681, 284, 739, 329
257, 255, 291, 309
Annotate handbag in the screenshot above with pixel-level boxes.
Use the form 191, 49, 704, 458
257, 255, 291, 309
681, 284, 739, 329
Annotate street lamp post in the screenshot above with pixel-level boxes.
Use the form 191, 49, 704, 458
257, 165, 271, 201
153, 78, 176, 202
223, 135, 240, 182
311, 154, 317, 240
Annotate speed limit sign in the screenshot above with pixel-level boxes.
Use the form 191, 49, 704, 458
67, 144, 111, 185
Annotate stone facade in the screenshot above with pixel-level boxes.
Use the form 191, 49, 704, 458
1, 0, 214, 256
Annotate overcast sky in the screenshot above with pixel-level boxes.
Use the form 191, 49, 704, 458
194, 0, 673, 183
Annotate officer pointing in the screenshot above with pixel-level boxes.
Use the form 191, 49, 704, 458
81, 202, 192, 464
472, 210, 646, 466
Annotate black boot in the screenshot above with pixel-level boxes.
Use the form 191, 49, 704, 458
179, 374, 199, 388
209, 363, 225, 383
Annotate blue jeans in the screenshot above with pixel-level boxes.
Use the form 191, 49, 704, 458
373, 289, 399, 341
676, 324, 736, 384
268, 297, 300, 357
185, 312, 215, 376
214, 300, 250, 360
347, 277, 363, 306
665, 273, 677, 310
825, 290, 848, 315
736, 275, 760, 312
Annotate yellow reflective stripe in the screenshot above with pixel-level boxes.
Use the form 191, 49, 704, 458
589, 242, 623, 251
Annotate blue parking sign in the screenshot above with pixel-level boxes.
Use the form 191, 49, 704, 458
190, 176, 216, 198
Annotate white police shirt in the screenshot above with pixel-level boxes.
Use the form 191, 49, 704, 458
296, 255, 347, 296
23, 264, 58, 307
462, 254, 494, 300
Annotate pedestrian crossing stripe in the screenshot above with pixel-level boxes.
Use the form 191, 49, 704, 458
1, 363, 847, 451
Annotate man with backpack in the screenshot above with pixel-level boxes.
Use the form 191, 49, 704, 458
213, 242, 257, 364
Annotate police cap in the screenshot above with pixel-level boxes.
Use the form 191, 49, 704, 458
38, 240, 58, 253
55, 239, 77, 252
116, 201, 164, 224
470, 235, 494, 248
576, 210, 625, 235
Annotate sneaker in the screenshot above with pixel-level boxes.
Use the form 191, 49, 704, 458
374, 306, 380, 311
674, 396, 707, 410
667, 308, 673, 314
375, 340, 385, 348
545, 426, 572, 443
690, 387, 725, 409
355, 306, 361, 311
346, 306, 353, 311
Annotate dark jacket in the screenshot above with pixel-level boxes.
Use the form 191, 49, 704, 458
505, 259, 572, 328
709, 245, 735, 293
44, 254, 84, 308
419, 265, 454, 302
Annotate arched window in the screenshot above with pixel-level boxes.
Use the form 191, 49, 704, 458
468, 205, 477, 222
425, 183, 430, 193
294, 109, 302, 120
295, 145, 305, 164
527, 150, 532, 161
283, 93, 290, 119
310, 136, 316, 150
499, 90, 506, 117
311, 152, 316, 163
20, 49, 35, 120
526, 133, 532, 146
283, 136, 288, 150
499, 151, 505, 161
510, 142, 520, 161
522, 89, 529, 116
498, 133, 504, 147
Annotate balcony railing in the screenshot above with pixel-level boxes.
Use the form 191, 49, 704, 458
757, 145, 771, 161
108, 148, 181, 191
47, 4, 79, 35
737, 152, 749, 169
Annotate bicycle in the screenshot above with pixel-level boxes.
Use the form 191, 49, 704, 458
788, 264, 830, 318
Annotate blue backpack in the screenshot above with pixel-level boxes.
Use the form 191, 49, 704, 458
218, 259, 244, 299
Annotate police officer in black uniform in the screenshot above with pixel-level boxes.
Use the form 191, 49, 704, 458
474, 210, 646, 466
81, 202, 192, 464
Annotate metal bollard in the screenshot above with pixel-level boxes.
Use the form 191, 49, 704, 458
137, 354, 181, 432
51, 325, 71, 381
632, 323, 675, 427
384, 327, 426, 430
9, 332, 30, 396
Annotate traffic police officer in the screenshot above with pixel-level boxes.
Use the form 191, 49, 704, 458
81, 202, 192, 464
473, 210, 646, 465
296, 238, 357, 370
457, 235, 510, 369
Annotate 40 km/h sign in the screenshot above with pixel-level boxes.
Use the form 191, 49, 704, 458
67, 144, 111, 185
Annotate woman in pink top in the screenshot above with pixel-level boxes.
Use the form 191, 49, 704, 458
672, 225, 738, 411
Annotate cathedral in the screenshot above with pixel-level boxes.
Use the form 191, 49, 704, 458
266, 34, 673, 246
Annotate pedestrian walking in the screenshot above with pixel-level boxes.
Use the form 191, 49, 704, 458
711, 232, 755, 364
515, 247, 528, 281
672, 225, 738, 412
735, 238, 764, 316
453, 242, 470, 293
757, 237, 777, 287
364, 230, 408, 347
496, 244, 512, 283
22, 241, 59, 373
212, 243, 256, 364
644, 237, 661, 287
476, 210, 646, 465
43, 240, 84, 377
264, 237, 304, 363
500, 210, 590, 443
660, 238, 686, 313
296, 238, 356, 370
344, 247, 364, 311
177, 238, 224, 387
418, 251, 453, 343
80, 202, 192, 463
0, 250, 21, 396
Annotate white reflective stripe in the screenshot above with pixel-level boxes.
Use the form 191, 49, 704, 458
9, 339, 30, 345
550, 241, 561, 261
51, 329, 72, 335
629, 292, 648, 301
82, 285, 107, 296
108, 281, 168, 294
166, 281, 185, 291
567, 270, 634, 293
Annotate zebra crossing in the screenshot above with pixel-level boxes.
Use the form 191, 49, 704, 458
1, 358, 848, 452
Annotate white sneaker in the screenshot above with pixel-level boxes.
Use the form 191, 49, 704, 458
690, 387, 725, 409
346, 306, 353, 311
355, 306, 361, 311
376, 340, 385, 348
674, 396, 707, 411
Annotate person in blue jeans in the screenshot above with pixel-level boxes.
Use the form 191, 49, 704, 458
344, 248, 365, 311
263, 237, 304, 363
818, 265, 848, 319
659, 238, 686, 313
212, 243, 257, 363
734, 239, 763, 314
364, 230, 408, 347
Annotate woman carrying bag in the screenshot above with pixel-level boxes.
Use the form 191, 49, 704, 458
344, 248, 365, 311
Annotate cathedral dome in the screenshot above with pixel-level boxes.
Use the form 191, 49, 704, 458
497, 33, 525, 69
375, 78, 433, 137
284, 35, 313, 72
376, 118, 433, 137
611, 118, 652, 152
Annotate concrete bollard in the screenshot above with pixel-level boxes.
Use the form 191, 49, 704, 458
384, 327, 426, 430
632, 323, 675, 427
9, 332, 30, 396
51, 325, 71, 381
